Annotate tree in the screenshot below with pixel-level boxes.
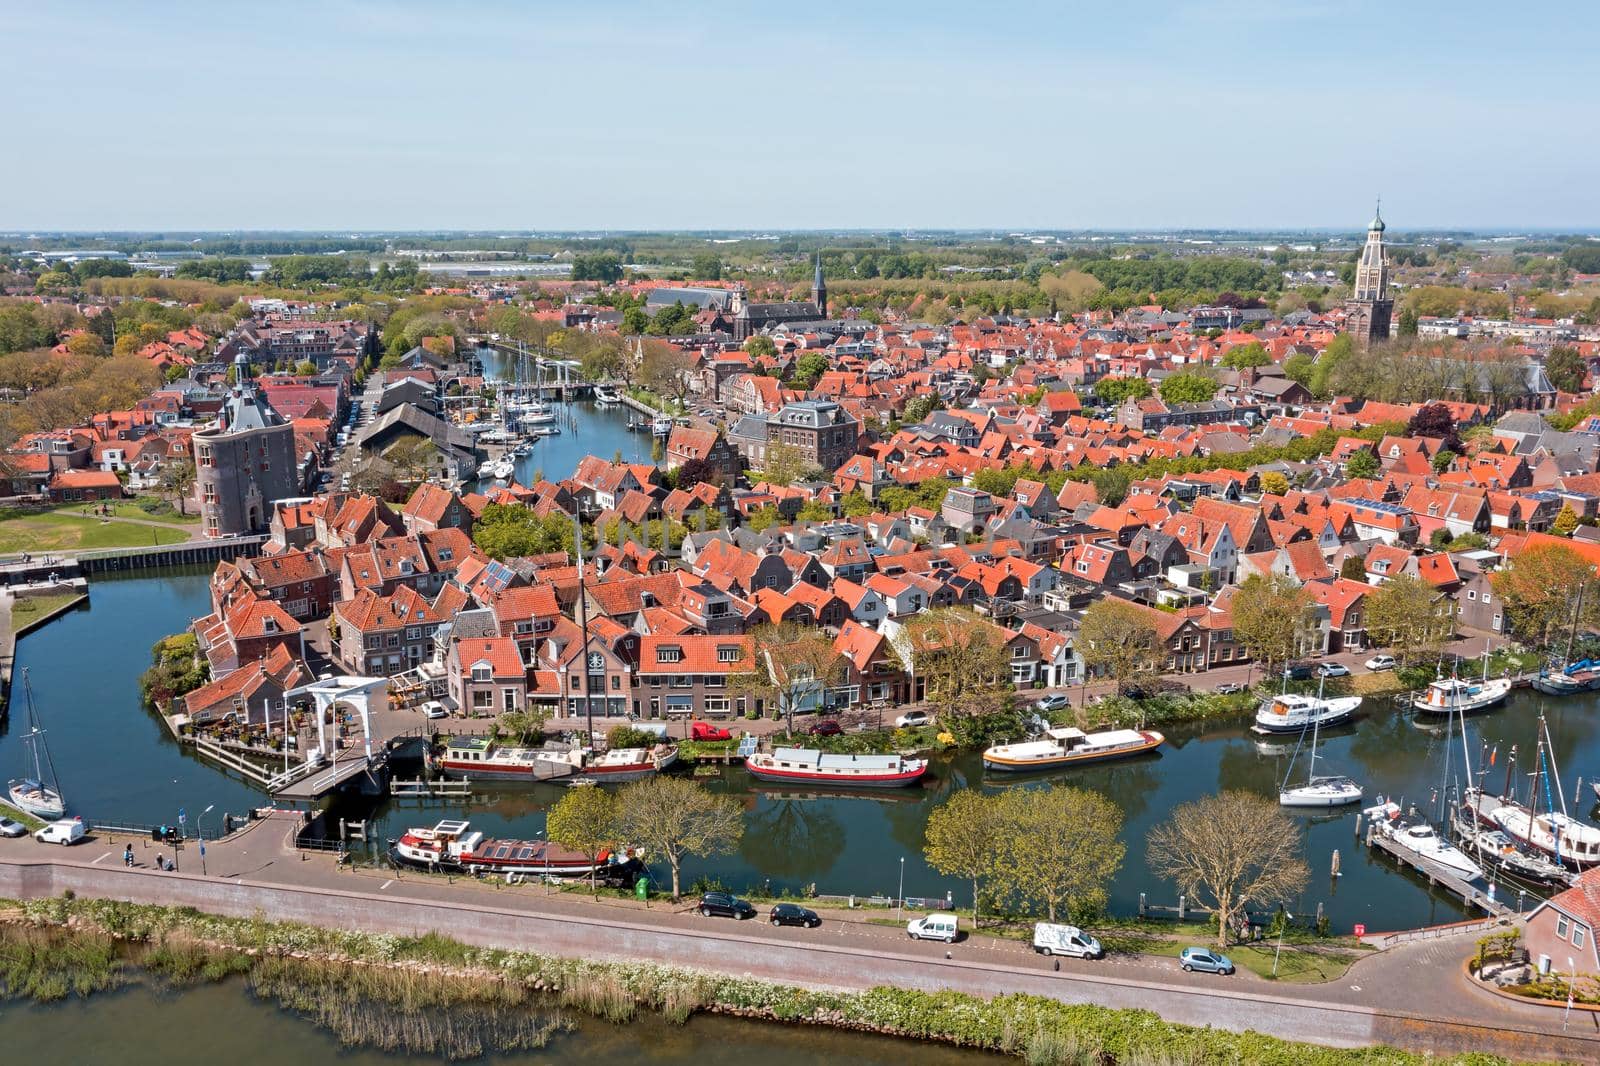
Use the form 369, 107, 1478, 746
758, 441, 808, 488
636, 339, 696, 406
1092, 376, 1151, 406
744, 335, 776, 359
1431, 449, 1457, 474
896, 608, 1013, 724
1158, 372, 1218, 405
1231, 573, 1317, 679
1339, 555, 1368, 582
733, 623, 843, 731
1553, 504, 1580, 537
1404, 403, 1463, 455
1147, 791, 1309, 948
159, 456, 197, 516
790, 352, 830, 389
924, 791, 1000, 927
294, 360, 320, 376
1077, 599, 1160, 696
1258, 471, 1289, 496
690, 253, 722, 281
473, 504, 577, 561
1547, 346, 1587, 395
901, 394, 938, 424
545, 784, 620, 894
1397, 305, 1419, 338
1344, 447, 1379, 480
569, 252, 624, 283
616, 777, 742, 901
1281, 351, 1315, 388
1365, 573, 1450, 665
992, 787, 1124, 923
1493, 542, 1600, 650
676, 456, 717, 489
1218, 342, 1270, 371
65, 332, 106, 358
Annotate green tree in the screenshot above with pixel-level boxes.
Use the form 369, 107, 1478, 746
621, 306, 649, 335
744, 335, 776, 359
1344, 447, 1380, 480
744, 505, 781, 532
545, 784, 620, 894
294, 360, 320, 376
896, 608, 1014, 725
1148, 791, 1309, 949
1258, 471, 1289, 496
616, 777, 743, 901
1282, 351, 1315, 388
1158, 371, 1218, 405
924, 791, 1001, 927
901, 394, 938, 424
1431, 449, 1456, 474
1077, 599, 1160, 695
1218, 342, 1270, 370
758, 441, 809, 488
159, 456, 197, 517
1092, 376, 1152, 406
1547, 346, 1587, 394
690, 253, 722, 281
790, 352, 830, 389
992, 787, 1124, 923
1339, 555, 1368, 582
1365, 573, 1449, 665
1397, 305, 1419, 337
570, 252, 624, 283
732, 623, 842, 732
1231, 573, 1317, 679
1553, 504, 1580, 537
1493, 542, 1600, 650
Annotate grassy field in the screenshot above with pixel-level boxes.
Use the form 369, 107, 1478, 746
0, 797, 46, 831
81, 499, 200, 525
0, 510, 192, 555
7, 591, 84, 634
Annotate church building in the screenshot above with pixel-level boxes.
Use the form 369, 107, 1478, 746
731, 253, 828, 341
1344, 204, 1394, 348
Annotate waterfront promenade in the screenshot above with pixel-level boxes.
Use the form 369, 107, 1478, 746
2, 816, 1595, 1062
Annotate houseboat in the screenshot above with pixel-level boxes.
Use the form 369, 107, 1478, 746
744, 747, 927, 788
570, 744, 679, 783
982, 726, 1164, 773
1411, 676, 1511, 717
433, 737, 584, 781
390, 819, 615, 876
1252, 691, 1362, 734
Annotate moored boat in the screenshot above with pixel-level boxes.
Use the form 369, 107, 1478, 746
7, 672, 65, 820
1252, 692, 1362, 734
983, 726, 1163, 773
1451, 807, 1576, 887
433, 737, 583, 781
744, 747, 926, 788
390, 819, 618, 876
593, 385, 621, 404
1411, 676, 1511, 716
1363, 801, 1484, 881
650, 414, 674, 436
1280, 775, 1363, 808
570, 744, 679, 783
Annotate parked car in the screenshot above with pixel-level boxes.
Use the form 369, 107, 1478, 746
419, 700, 449, 720
807, 719, 843, 737
1316, 663, 1351, 678
1214, 681, 1244, 695
906, 912, 959, 943
1032, 922, 1103, 959
34, 817, 86, 846
0, 817, 26, 838
691, 720, 732, 741
1035, 694, 1071, 712
697, 892, 755, 920
1365, 655, 1397, 671
1178, 946, 1234, 975
769, 903, 821, 928
1281, 662, 1315, 681
894, 711, 930, 729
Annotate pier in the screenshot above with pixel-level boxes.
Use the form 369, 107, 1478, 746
1363, 821, 1514, 918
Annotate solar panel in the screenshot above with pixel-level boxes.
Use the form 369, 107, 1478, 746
736, 737, 758, 757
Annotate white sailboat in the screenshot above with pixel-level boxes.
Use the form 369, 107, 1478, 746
1278, 677, 1363, 808
7, 671, 66, 820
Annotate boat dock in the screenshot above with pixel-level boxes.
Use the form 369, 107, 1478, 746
1362, 819, 1514, 918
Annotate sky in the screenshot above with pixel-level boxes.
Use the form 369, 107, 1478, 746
3, 1, 1596, 232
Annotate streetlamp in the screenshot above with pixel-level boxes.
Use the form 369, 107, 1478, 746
197, 805, 215, 876
896, 856, 906, 918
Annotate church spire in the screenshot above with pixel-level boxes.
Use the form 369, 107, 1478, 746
811, 252, 827, 319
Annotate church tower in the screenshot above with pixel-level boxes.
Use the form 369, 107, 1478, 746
811, 252, 827, 319
1344, 202, 1393, 347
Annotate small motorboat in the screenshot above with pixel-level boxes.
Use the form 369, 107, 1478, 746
1253, 692, 1362, 734
651, 415, 675, 436
983, 727, 1163, 773
1411, 676, 1511, 717
594, 385, 621, 405
1531, 670, 1586, 697
744, 747, 927, 789
518, 402, 558, 425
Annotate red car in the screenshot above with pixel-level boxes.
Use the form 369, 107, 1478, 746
807, 719, 843, 737
690, 721, 733, 741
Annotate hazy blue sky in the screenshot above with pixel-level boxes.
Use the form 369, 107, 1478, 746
3, 1, 1595, 231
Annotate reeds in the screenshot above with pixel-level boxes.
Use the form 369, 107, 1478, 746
0, 923, 122, 1001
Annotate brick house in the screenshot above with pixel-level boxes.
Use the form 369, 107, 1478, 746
664, 426, 741, 483
1523, 867, 1600, 976
47, 468, 122, 502
635, 633, 752, 719
446, 635, 527, 716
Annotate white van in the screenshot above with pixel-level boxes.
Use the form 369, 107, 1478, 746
1032, 922, 1103, 959
906, 912, 959, 943
34, 818, 86, 846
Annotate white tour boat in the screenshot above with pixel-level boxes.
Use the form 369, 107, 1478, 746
1252, 691, 1362, 734
517, 401, 558, 425
593, 385, 621, 405
983, 727, 1163, 773
1411, 676, 1511, 717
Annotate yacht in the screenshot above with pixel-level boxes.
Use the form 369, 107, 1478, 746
1276, 677, 1363, 808
1465, 788, 1600, 871
651, 414, 675, 436
1364, 801, 1484, 881
6, 672, 65, 820
488, 459, 516, 481
593, 385, 621, 405
1252, 691, 1362, 734
475, 459, 500, 479
390, 819, 619, 877
983, 726, 1163, 773
1411, 676, 1511, 717
1451, 808, 1576, 888
518, 401, 558, 425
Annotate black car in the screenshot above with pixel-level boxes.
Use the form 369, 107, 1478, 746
769, 903, 821, 928
1282, 662, 1315, 681
698, 891, 756, 919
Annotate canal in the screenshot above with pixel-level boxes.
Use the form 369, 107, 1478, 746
0, 977, 1000, 1065
7, 557, 1600, 934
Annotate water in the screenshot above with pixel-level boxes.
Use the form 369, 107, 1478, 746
0, 979, 999, 1065
9, 563, 1600, 932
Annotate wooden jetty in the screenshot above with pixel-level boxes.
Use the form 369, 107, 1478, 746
1363, 820, 1514, 918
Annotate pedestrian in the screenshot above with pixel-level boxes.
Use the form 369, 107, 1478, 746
124, 844, 134, 867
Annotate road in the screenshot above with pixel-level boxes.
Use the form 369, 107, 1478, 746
2, 815, 1595, 1062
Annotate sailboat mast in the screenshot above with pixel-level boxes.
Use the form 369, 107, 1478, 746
572, 511, 596, 745
1306, 674, 1324, 784
1502, 743, 1516, 799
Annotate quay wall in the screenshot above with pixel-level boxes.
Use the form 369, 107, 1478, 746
3, 856, 1596, 1062
74, 535, 266, 574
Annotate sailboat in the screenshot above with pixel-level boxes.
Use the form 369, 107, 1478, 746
1533, 583, 1597, 695
7, 671, 66, 819
1463, 714, 1600, 870
1278, 676, 1363, 808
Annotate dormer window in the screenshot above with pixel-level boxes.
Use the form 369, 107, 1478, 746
657, 646, 683, 663
717, 646, 740, 663
471, 663, 491, 682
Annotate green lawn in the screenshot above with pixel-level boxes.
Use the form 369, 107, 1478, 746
0, 510, 192, 555
0, 797, 46, 831
94, 498, 201, 525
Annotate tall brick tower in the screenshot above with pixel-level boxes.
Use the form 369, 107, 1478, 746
1344, 202, 1393, 347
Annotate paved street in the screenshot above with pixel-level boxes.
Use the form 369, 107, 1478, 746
3, 814, 1595, 1061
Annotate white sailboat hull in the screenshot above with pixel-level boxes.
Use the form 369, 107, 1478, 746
1279, 780, 1364, 808
8, 780, 64, 820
